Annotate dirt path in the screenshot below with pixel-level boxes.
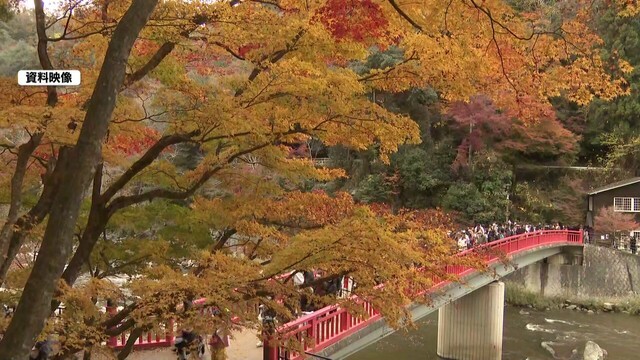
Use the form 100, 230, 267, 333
98, 329, 262, 360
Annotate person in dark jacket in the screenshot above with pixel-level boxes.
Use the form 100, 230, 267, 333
29, 340, 54, 360
303, 270, 315, 285
174, 329, 205, 360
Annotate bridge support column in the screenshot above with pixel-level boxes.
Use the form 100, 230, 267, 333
437, 281, 504, 360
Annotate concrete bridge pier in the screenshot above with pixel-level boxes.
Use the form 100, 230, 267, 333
437, 281, 505, 360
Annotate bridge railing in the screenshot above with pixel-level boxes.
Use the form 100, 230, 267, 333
106, 270, 290, 351
107, 320, 175, 350
106, 299, 251, 351
268, 230, 583, 360
105, 303, 176, 350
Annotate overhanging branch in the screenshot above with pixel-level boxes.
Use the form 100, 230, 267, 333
100, 130, 201, 203
387, 0, 423, 33
124, 42, 177, 86
105, 129, 301, 214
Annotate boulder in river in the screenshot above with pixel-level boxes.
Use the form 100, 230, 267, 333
602, 302, 613, 311
583, 341, 606, 360
519, 309, 530, 315
567, 305, 577, 310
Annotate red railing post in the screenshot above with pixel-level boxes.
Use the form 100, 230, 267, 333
263, 332, 279, 360
340, 310, 350, 332
309, 317, 316, 348
166, 319, 174, 344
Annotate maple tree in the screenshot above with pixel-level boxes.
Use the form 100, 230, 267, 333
595, 206, 640, 234
448, 95, 578, 169
0, 0, 631, 358
594, 206, 640, 247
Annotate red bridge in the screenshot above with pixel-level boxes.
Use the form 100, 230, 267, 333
107, 230, 584, 359
264, 229, 583, 360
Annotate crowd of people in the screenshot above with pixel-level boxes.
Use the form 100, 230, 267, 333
449, 221, 582, 251
254, 270, 348, 348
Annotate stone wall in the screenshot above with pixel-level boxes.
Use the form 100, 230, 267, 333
505, 245, 640, 298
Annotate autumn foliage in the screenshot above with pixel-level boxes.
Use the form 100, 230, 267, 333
595, 206, 640, 234
316, 0, 390, 43
106, 127, 161, 156
448, 95, 578, 168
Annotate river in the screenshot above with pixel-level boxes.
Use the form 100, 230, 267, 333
346, 306, 640, 360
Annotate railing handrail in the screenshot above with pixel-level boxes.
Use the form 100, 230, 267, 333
457, 229, 579, 256
271, 230, 583, 358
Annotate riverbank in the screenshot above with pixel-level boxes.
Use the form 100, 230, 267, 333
506, 283, 640, 315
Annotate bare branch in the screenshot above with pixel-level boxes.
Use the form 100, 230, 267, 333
98, 255, 151, 279
47, 24, 118, 42
0, 133, 43, 266
213, 41, 246, 61
247, 0, 286, 10
387, 0, 423, 32
467, 0, 535, 41
485, 6, 519, 95
117, 327, 144, 360
212, 229, 238, 251
0, 149, 66, 284
104, 318, 136, 337
237, 29, 306, 96
358, 51, 419, 82
100, 131, 201, 202
124, 42, 177, 86
102, 303, 138, 329
61, 6, 74, 38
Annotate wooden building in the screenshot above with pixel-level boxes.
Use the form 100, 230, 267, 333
586, 177, 640, 243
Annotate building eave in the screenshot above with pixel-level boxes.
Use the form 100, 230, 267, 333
587, 177, 640, 195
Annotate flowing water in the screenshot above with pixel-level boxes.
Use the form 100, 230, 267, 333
346, 306, 640, 360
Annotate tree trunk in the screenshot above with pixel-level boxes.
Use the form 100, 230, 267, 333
0, 1, 158, 358
0, 0, 62, 284
0, 150, 65, 285
60, 164, 107, 288
82, 347, 92, 360
59, 131, 200, 288
0, 133, 42, 265
117, 327, 144, 360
